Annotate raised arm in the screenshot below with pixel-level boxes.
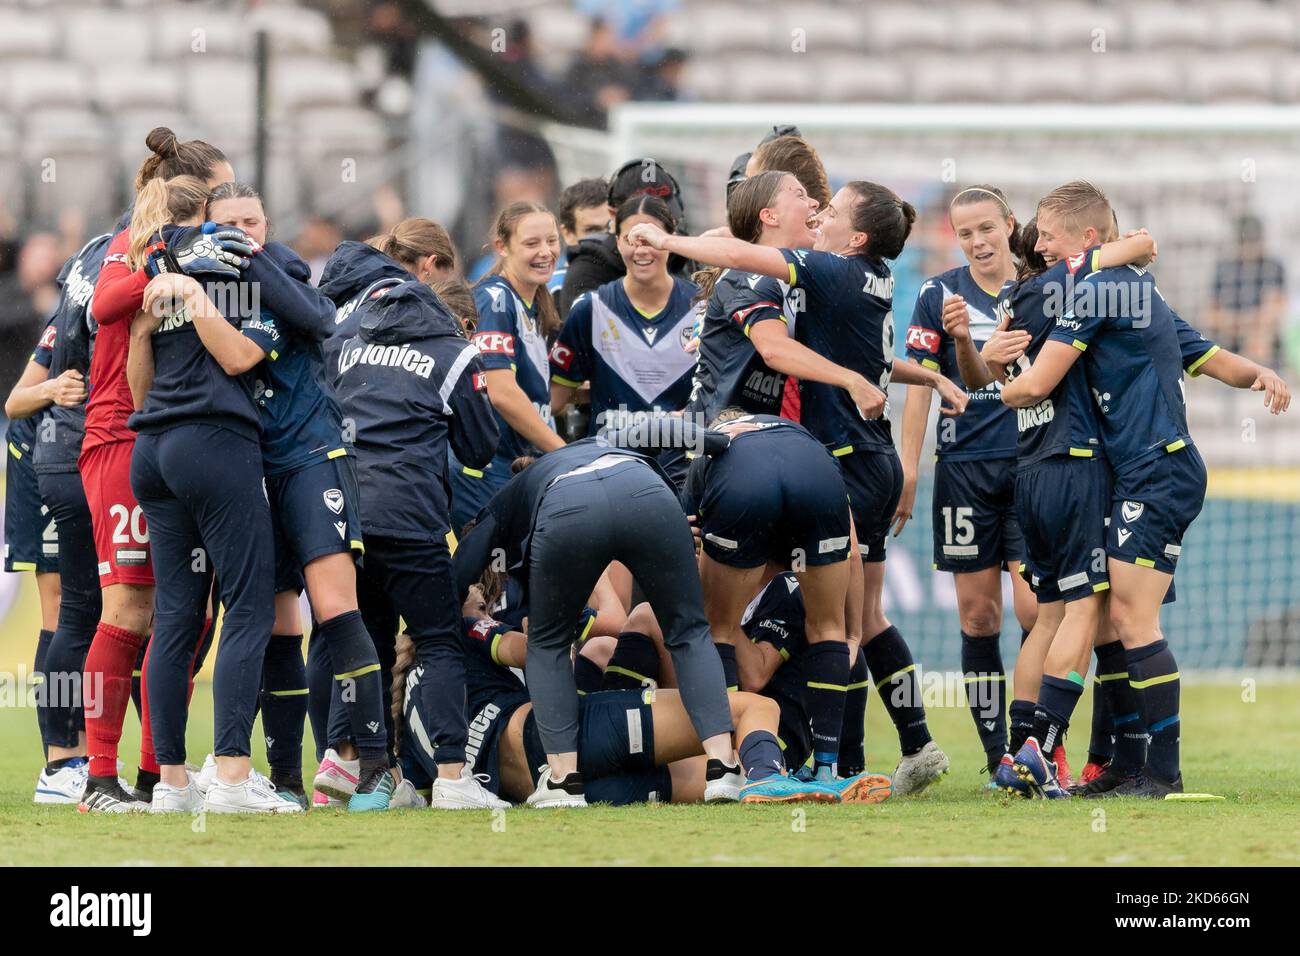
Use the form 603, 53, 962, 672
628, 222, 789, 280
748, 321, 887, 420
1193, 347, 1291, 414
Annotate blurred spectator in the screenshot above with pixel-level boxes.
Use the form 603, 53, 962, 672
293, 216, 344, 285
565, 19, 636, 127
365, 1, 419, 77
552, 177, 612, 292
575, 0, 680, 57
637, 48, 688, 101
1207, 214, 1287, 368
0, 233, 62, 395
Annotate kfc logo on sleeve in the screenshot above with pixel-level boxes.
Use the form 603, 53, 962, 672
550, 342, 574, 370
473, 332, 516, 356
906, 326, 941, 354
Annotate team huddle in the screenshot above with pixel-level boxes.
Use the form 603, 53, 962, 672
5, 124, 1290, 816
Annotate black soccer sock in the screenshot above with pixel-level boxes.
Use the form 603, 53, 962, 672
34, 628, 54, 760
804, 640, 850, 771
305, 620, 333, 761
130, 638, 147, 724
573, 654, 604, 695
319, 610, 388, 767
1009, 699, 1036, 755
1089, 641, 1126, 765
738, 730, 783, 782
1126, 640, 1180, 783
1107, 667, 1147, 773
1031, 673, 1085, 754
862, 626, 930, 756
259, 633, 308, 779
602, 631, 661, 691
838, 648, 869, 777
715, 642, 738, 692
961, 631, 1008, 765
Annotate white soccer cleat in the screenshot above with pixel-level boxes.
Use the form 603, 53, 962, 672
204, 768, 304, 814
428, 767, 511, 810
525, 767, 587, 808
389, 777, 429, 809
193, 753, 218, 797
703, 760, 744, 803
891, 740, 950, 796
312, 748, 360, 802
150, 775, 205, 814
34, 758, 89, 805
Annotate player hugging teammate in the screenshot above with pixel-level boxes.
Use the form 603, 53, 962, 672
6, 124, 1289, 815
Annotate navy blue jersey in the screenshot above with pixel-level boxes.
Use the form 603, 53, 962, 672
334, 280, 498, 541
129, 225, 336, 440
741, 572, 809, 732
6, 321, 56, 461
33, 234, 112, 474
999, 252, 1105, 467
318, 240, 412, 372
781, 248, 895, 454
452, 438, 688, 602
238, 244, 350, 477
1049, 266, 1217, 478
549, 275, 699, 434
679, 413, 822, 514
471, 274, 555, 461
905, 266, 1017, 460
685, 269, 791, 422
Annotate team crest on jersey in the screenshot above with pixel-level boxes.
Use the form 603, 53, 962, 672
679, 324, 694, 349
1121, 501, 1144, 524
323, 488, 345, 514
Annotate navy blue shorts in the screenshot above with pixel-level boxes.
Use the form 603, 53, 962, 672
700, 431, 851, 569
1014, 455, 1111, 603
268, 455, 363, 595
1108, 445, 1207, 575
838, 448, 903, 563
4, 445, 58, 573
580, 689, 672, 804
931, 457, 1024, 573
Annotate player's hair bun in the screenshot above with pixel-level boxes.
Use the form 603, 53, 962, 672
145, 126, 180, 158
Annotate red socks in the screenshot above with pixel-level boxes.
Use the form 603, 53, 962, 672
83, 623, 146, 778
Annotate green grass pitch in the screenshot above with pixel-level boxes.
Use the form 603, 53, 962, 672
2, 681, 1297, 866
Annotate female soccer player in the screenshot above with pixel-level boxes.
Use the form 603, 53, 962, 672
681, 410, 880, 800
681, 172, 884, 430
549, 195, 698, 438
32, 233, 131, 811
452, 436, 737, 807
896, 185, 1038, 780
396, 611, 829, 805
83, 128, 235, 804
6, 322, 73, 799
951, 216, 1157, 797
126, 174, 324, 813
333, 271, 504, 810
735, 570, 893, 802
992, 183, 1290, 797
154, 183, 390, 812
451, 202, 566, 533
631, 180, 967, 795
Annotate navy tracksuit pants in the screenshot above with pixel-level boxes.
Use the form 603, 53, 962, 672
131, 423, 274, 765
